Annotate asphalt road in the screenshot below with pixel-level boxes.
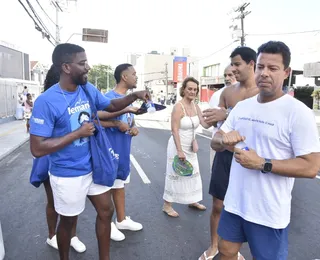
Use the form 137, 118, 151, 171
0, 122, 320, 260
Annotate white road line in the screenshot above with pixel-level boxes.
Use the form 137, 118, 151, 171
196, 133, 211, 140
130, 154, 151, 184
6, 152, 21, 165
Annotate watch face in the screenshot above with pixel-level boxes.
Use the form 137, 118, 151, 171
264, 162, 272, 172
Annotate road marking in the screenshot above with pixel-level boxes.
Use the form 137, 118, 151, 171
0, 126, 21, 138
316, 175, 320, 180
6, 152, 21, 164
130, 154, 151, 184
196, 133, 211, 140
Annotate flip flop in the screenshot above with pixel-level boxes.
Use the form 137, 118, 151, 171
198, 249, 219, 260
189, 203, 207, 211
162, 207, 179, 218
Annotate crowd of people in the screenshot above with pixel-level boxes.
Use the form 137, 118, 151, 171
28, 40, 320, 260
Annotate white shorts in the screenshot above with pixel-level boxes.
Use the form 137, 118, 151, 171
112, 174, 130, 189
49, 172, 111, 216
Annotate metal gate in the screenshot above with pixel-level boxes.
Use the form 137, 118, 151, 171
0, 80, 17, 118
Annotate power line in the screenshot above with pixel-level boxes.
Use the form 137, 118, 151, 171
248, 29, 320, 36
25, 0, 56, 41
17, 0, 55, 46
192, 41, 237, 63
35, 0, 57, 26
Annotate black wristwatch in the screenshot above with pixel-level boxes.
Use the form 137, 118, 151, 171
261, 159, 272, 174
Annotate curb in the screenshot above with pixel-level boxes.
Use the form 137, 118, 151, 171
201, 128, 212, 137
0, 137, 30, 162
0, 116, 15, 125
135, 118, 170, 122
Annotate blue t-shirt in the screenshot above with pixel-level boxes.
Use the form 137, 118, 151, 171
30, 82, 111, 177
104, 90, 134, 132
104, 90, 133, 178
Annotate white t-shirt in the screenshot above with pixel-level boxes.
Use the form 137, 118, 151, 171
209, 86, 226, 137
221, 94, 320, 229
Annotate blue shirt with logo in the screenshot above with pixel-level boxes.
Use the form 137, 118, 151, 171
104, 90, 133, 179
30, 82, 111, 177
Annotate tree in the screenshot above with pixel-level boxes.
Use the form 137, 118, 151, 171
88, 64, 116, 93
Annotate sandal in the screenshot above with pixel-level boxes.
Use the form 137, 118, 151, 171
162, 206, 179, 218
198, 249, 219, 260
188, 203, 207, 211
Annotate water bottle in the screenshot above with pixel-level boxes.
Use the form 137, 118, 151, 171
235, 141, 249, 151
146, 101, 156, 113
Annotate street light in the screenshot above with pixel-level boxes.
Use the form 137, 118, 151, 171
66, 28, 108, 43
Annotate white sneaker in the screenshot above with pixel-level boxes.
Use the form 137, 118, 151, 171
111, 222, 125, 241
46, 235, 58, 250
70, 236, 86, 253
115, 216, 143, 231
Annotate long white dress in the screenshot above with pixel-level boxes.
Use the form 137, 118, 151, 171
163, 103, 203, 204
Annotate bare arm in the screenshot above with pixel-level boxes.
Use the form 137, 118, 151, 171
266, 153, 320, 178
234, 148, 320, 179
196, 104, 211, 129
218, 89, 227, 108
30, 122, 94, 158
203, 89, 228, 127
30, 132, 81, 157
211, 130, 234, 152
105, 90, 151, 113
99, 120, 120, 128
26, 100, 33, 107
98, 108, 129, 120
106, 93, 136, 112
212, 129, 228, 151
171, 104, 184, 153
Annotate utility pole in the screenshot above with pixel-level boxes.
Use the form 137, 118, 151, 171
52, 0, 63, 45
234, 2, 251, 46
53, 0, 78, 45
164, 62, 168, 99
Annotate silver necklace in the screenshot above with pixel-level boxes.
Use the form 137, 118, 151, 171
58, 84, 71, 108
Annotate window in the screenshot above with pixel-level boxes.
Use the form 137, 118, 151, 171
203, 63, 220, 77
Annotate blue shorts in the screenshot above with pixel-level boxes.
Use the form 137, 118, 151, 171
218, 209, 288, 260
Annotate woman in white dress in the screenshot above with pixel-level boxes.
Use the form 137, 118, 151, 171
163, 77, 211, 217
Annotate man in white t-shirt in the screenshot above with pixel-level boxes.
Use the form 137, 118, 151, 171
208, 65, 237, 168
212, 41, 320, 260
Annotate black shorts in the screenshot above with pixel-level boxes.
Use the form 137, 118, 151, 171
209, 150, 233, 201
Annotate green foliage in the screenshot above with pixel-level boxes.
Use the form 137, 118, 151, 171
311, 88, 320, 110
88, 64, 116, 92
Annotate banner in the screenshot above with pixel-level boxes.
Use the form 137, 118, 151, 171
173, 57, 187, 83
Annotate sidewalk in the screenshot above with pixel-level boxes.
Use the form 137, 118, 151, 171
135, 103, 320, 137
0, 106, 319, 161
135, 103, 213, 136
0, 120, 29, 161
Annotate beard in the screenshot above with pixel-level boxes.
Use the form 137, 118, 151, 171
72, 73, 88, 86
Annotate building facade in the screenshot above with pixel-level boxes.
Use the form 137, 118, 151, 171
0, 41, 30, 80
128, 48, 199, 103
